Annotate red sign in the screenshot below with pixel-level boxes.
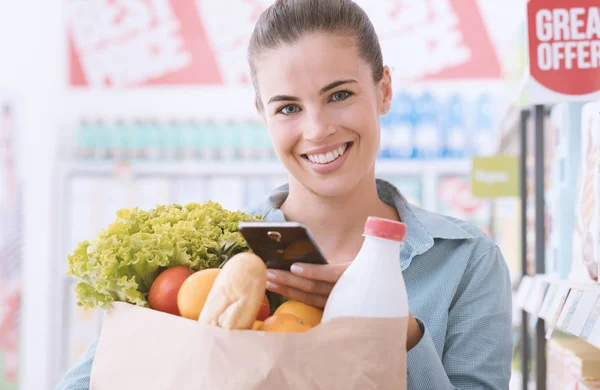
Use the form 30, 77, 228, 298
66, 0, 222, 87
67, 0, 502, 88
528, 1, 600, 95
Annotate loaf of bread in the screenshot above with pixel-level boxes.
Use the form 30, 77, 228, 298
198, 253, 267, 330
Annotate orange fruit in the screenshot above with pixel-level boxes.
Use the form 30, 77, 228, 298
252, 321, 263, 330
274, 301, 323, 327
260, 313, 312, 333
177, 268, 220, 320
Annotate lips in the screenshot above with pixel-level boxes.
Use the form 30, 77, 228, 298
301, 142, 353, 165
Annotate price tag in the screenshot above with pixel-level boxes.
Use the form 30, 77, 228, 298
566, 291, 600, 337
538, 282, 559, 320
515, 276, 534, 310
581, 296, 600, 347
545, 286, 571, 340
556, 289, 583, 330
525, 279, 550, 319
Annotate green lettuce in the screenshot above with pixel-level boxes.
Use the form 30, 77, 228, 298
67, 201, 260, 310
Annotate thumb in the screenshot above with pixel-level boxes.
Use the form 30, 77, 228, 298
290, 262, 351, 283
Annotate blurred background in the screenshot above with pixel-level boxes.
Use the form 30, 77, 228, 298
2, 1, 598, 390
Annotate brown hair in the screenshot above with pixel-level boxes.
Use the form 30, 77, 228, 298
248, 0, 384, 108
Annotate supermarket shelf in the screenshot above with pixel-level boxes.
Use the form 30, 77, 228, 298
57, 159, 472, 178
515, 275, 600, 350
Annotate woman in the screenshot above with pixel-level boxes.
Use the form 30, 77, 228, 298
56, 0, 512, 388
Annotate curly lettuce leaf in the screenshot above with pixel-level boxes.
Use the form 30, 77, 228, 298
67, 201, 260, 310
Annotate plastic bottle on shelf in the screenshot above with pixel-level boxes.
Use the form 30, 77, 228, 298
146, 119, 162, 160
322, 217, 409, 321
77, 118, 94, 160
164, 119, 182, 160
202, 120, 219, 161
389, 92, 415, 159
220, 120, 236, 161
94, 119, 109, 160
180, 119, 196, 161
443, 94, 467, 159
113, 119, 129, 161
413, 92, 442, 159
470, 94, 495, 157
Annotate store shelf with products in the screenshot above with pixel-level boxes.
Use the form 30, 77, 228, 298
504, 99, 600, 390
515, 275, 600, 350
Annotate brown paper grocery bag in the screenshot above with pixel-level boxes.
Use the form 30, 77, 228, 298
90, 302, 407, 390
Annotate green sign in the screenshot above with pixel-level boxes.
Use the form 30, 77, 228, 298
471, 156, 519, 198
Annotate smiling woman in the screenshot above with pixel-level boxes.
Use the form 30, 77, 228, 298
54, 1, 513, 389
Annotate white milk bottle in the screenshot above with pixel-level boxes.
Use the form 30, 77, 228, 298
322, 217, 408, 321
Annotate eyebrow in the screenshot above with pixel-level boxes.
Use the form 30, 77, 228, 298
267, 79, 358, 105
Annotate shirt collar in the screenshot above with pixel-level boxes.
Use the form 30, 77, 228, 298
261, 179, 473, 268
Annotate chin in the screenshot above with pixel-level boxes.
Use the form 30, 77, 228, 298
297, 173, 363, 199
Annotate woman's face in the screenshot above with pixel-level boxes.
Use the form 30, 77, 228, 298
254, 33, 392, 198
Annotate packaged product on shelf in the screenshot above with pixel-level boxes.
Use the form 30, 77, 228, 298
163, 120, 182, 160
469, 94, 496, 157
145, 120, 163, 160
180, 120, 196, 160
92, 119, 109, 160
413, 92, 443, 159
550, 103, 583, 279
579, 381, 600, 390
572, 102, 600, 283
387, 92, 414, 159
201, 121, 219, 161
129, 119, 144, 160
77, 119, 95, 159
547, 337, 600, 390
239, 120, 257, 160
219, 121, 236, 161
442, 94, 467, 159
112, 119, 130, 161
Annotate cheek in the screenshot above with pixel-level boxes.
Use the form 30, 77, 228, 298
267, 121, 298, 154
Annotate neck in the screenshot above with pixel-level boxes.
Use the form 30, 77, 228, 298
280, 172, 400, 259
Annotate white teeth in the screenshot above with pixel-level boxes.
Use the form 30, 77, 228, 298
306, 143, 349, 165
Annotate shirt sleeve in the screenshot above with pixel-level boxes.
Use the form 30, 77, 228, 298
53, 341, 97, 390
407, 246, 513, 390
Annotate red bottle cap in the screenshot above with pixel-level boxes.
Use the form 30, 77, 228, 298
364, 217, 407, 242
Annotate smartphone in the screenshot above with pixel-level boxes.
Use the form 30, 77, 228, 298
238, 222, 328, 270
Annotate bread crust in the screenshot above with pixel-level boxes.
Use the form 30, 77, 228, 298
198, 253, 267, 329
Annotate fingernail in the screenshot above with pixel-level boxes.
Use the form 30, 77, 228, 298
266, 281, 278, 290
267, 270, 277, 280
290, 264, 303, 274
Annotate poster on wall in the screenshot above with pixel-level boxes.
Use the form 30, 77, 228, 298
0, 99, 21, 390
65, 0, 503, 88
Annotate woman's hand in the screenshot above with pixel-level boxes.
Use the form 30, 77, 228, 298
267, 262, 424, 351
266, 262, 350, 309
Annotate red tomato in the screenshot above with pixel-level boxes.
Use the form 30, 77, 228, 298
256, 294, 270, 321
148, 266, 192, 316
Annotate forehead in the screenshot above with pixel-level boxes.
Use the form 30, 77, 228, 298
254, 33, 371, 99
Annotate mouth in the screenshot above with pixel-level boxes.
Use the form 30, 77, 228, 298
301, 142, 353, 165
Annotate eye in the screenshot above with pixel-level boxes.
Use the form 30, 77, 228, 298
277, 104, 301, 116
330, 90, 353, 102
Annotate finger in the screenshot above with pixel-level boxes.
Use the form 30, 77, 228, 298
267, 270, 333, 296
289, 262, 351, 283
266, 281, 328, 309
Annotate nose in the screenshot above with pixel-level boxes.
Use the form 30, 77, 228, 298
303, 111, 336, 142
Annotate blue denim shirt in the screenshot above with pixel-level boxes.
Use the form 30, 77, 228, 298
55, 179, 512, 389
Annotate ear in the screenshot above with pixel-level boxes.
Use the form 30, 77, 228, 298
379, 66, 393, 115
